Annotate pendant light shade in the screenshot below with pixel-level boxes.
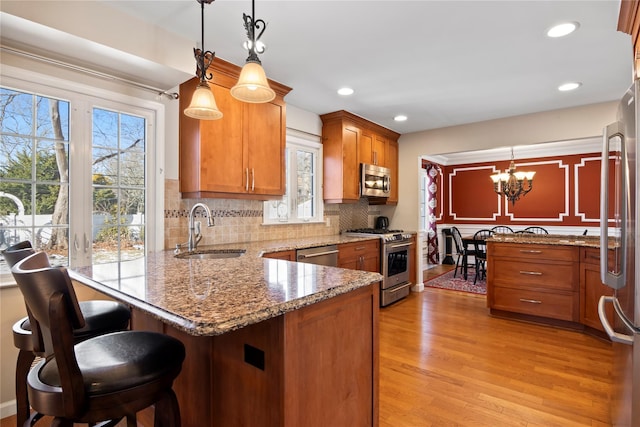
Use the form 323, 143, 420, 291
184, 81, 223, 120
231, 0, 275, 103
231, 61, 275, 103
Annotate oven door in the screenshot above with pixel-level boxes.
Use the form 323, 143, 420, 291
382, 241, 411, 290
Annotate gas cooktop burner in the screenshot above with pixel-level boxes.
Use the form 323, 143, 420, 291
344, 228, 412, 243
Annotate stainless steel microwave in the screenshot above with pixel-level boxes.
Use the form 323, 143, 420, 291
360, 163, 391, 197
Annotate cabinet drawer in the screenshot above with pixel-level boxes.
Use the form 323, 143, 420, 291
492, 259, 578, 291
492, 287, 578, 321
490, 243, 578, 262
338, 240, 380, 260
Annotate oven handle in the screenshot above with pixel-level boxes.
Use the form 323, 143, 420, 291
388, 242, 413, 249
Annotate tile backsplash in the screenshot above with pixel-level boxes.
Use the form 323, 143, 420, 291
164, 179, 383, 249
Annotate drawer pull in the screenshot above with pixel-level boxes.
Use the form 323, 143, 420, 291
355, 246, 366, 251
519, 271, 543, 276
519, 298, 542, 304
519, 250, 542, 254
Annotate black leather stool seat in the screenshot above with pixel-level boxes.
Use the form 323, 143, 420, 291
13, 300, 131, 350
29, 330, 185, 416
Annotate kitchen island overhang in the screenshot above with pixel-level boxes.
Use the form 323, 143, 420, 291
69, 244, 382, 427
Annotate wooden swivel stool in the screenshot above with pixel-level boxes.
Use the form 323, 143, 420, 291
12, 251, 185, 427
2, 241, 131, 426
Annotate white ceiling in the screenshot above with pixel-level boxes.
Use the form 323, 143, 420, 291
0, 1, 634, 136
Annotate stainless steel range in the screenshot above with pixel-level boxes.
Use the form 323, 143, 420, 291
344, 228, 413, 307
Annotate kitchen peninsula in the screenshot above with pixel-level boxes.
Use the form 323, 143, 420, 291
69, 236, 383, 427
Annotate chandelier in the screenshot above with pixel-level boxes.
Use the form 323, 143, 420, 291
183, 0, 223, 120
230, 0, 276, 103
490, 148, 535, 205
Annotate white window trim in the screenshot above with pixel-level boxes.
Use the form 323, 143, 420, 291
263, 129, 324, 225
1, 62, 165, 268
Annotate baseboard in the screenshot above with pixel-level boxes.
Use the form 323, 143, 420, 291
0, 399, 16, 420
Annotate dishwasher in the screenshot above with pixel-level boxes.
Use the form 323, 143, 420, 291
296, 245, 339, 267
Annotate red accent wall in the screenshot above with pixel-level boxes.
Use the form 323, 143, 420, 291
428, 153, 614, 227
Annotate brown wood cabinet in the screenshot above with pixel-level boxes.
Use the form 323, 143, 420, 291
619, 1, 640, 79
131, 284, 379, 427
360, 131, 387, 167
338, 239, 381, 273
579, 247, 614, 332
386, 140, 399, 204
262, 250, 296, 261
487, 242, 580, 322
179, 58, 292, 199
320, 110, 400, 204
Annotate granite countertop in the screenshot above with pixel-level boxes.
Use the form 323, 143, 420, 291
69, 234, 384, 337
487, 233, 612, 248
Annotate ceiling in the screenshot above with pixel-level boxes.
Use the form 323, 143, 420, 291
0, 1, 634, 135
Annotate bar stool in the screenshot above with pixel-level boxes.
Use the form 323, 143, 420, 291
2, 241, 131, 426
12, 251, 185, 426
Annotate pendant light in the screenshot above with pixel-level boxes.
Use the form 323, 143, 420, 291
184, 0, 223, 120
230, 0, 276, 103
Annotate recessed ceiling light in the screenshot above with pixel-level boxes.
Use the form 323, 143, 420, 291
547, 22, 579, 38
558, 82, 582, 91
394, 115, 408, 122
337, 87, 354, 96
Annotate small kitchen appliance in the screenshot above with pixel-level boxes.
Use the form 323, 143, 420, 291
375, 216, 389, 230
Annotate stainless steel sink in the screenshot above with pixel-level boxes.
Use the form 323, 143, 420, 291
175, 249, 246, 259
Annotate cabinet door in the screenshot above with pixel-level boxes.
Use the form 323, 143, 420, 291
342, 125, 361, 201
359, 131, 374, 165
360, 252, 380, 273
386, 140, 398, 204
198, 84, 245, 193
373, 134, 386, 167
263, 250, 296, 261
580, 249, 614, 331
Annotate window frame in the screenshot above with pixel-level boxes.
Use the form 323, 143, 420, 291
263, 130, 324, 225
1, 63, 164, 276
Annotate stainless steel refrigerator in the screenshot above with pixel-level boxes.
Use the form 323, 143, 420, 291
599, 80, 640, 427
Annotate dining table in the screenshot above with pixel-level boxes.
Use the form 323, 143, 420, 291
461, 235, 487, 280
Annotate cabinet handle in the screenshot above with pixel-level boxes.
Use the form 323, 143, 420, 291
374, 151, 377, 165
251, 168, 255, 192
519, 298, 542, 304
355, 246, 366, 251
519, 270, 543, 276
245, 168, 249, 192
519, 250, 542, 254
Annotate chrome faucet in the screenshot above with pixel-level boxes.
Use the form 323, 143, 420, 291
187, 203, 214, 251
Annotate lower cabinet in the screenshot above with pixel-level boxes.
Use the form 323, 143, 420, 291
262, 250, 296, 261
488, 242, 615, 335
579, 247, 614, 332
131, 284, 379, 427
338, 239, 381, 273
487, 242, 580, 322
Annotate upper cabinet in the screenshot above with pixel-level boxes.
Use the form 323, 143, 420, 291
179, 58, 292, 199
320, 110, 400, 204
618, 0, 640, 79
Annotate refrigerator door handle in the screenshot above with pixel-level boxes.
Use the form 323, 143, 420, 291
598, 296, 634, 345
599, 121, 627, 289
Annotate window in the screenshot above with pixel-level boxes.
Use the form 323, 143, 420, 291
264, 132, 323, 224
0, 69, 161, 286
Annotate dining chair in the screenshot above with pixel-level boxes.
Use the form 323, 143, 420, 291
450, 227, 476, 279
2, 241, 132, 427
472, 229, 494, 284
524, 226, 549, 234
491, 225, 514, 234
11, 251, 186, 426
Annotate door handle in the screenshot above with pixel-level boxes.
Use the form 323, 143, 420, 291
598, 296, 633, 345
245, 168, 249, 192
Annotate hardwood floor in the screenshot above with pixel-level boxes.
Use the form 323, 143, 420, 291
1, 276, 613, 427
379, 287, 613, 427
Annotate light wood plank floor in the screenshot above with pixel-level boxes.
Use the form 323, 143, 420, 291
379, 285, 613, 426
2, 273, 613, 427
